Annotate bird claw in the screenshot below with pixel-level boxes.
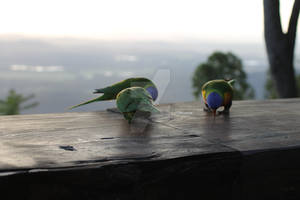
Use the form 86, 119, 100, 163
217, 110, 230, 115
203, 107, 211, 113
106, 107, 121, 114
204, 107, 230, 116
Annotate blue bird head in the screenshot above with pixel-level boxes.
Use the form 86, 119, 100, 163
206, 91, 223, 110
146, 86, 158, 101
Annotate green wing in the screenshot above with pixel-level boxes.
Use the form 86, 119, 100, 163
202, 79, 233, 96
69, 77, 156, 110
116, 87, 159, 123
93, 79, 132, 96
94, 77, 156, 96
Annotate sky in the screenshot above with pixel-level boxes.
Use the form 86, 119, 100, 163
0, 0, 297, 43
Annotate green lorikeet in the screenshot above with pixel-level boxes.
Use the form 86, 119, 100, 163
201, 79, 234, 115
69, 77, 158, 109
116, 87, 159, 123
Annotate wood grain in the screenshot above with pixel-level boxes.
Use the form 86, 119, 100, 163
1, 99, 300, 199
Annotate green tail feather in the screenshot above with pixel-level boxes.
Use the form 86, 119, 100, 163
68, 96, 104, 110
93, 88, 105, 94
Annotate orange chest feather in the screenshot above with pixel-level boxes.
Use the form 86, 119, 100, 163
223, 92, 232, 106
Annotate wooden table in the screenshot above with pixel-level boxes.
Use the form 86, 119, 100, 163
1, 99, 300, 200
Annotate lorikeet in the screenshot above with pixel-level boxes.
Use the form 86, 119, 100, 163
202, 79, 234, 115
116, 87, 159, 123
69, 77, 158, 109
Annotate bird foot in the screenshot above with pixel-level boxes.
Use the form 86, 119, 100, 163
203, 107, 212, 113
106, 107, 121, 114
217, 110, 230, 115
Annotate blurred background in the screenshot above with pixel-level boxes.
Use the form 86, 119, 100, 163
0, 0, 299, 114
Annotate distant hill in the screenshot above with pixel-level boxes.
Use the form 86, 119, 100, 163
0, 36, 290, 114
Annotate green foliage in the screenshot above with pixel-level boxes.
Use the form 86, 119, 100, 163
192, 51, 255, 100
265, 72, 300, 99
0, 89, 39, 115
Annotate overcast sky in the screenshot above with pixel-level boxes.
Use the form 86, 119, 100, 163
0, 0, 297, 43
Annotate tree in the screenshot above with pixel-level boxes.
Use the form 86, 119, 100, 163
0, 89, 39, 115
265, 72, 300, 99
264, 71, 278, 99
263, 0, 300, 98
192, 51, 255, 100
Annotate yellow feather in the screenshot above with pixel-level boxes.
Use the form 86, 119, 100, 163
202, 90, 206, 103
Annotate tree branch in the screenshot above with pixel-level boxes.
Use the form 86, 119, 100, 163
287, 0, 300, 47
264, 0, 283, 39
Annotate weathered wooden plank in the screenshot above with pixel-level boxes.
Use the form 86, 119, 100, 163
1, 98, 300, 171
1, 99, 300, 199
0, 104, 236, 171
154, 99, 300, 151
